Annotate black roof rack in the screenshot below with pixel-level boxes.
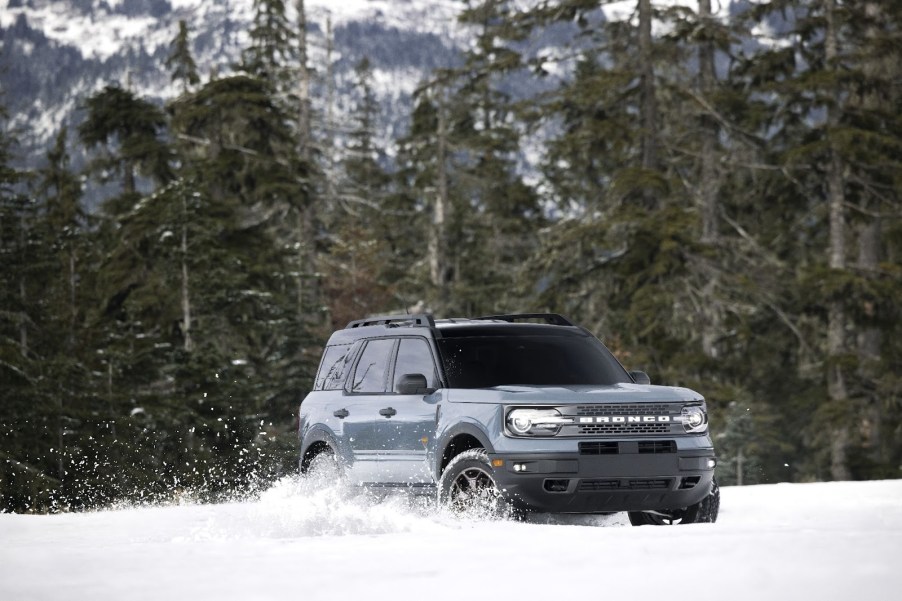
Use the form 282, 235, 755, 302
345, 314, 436, 329
474, 313, 575, 326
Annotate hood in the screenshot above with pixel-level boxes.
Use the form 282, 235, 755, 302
445, 383, 703, 405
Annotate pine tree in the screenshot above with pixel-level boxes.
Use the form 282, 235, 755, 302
240, 0, 296, 98
78, 85, 172, 211
165, 20, 200, 95
394, 86, 455, 313
444, 0, 540, 315
737, 0, 902, 480
386, 0, 542, 316
33, 128, 93, 501
322, 57, 397, 326
169, 72, 313, 487
0, 101, 56, 511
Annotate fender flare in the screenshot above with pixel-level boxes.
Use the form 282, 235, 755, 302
299, 427, 344, 471
434, 421, 495, 477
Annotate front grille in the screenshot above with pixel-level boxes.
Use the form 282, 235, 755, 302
579, 478, 673, 492
579, 440, 677, 454
578, 423, 670, 435
570, 403, 679, 436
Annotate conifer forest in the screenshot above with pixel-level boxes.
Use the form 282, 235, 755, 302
1, 0, 901, 513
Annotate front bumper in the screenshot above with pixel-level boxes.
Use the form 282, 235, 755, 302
488, 445, 716, 513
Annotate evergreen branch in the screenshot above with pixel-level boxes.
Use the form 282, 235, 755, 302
0, 452, 59, 482
761, 298, 817, 360
717, 206, 785, 270
0, 358, 34, 382
175, 133, 298, 173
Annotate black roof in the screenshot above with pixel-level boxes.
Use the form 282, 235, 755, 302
327, 313, 584, 345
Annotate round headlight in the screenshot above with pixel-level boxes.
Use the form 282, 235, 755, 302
687, 411, 703, 428
510, 415, 533, 434
681, 405, 708, 433
507, 408, 570, 436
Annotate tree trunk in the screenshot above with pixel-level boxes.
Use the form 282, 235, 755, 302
698, 0, 718, 245
825, 0, 850, 481
324, 15, 336, 207
855, 0, 887, 469
429, 92, 449, 304
296, 0, 312, 164
857, 216, 881, 458
697, 0, 722, 359
181, 194, 193, 352
19, 277, 27, 357
638, 0, 659, 174
292, 0, 317, 323
68, 250, 76, 343
124, 160, 136, 196
17, 209, 27, 356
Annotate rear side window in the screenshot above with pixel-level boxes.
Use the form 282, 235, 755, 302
350, 338, 395, 393
315, 343, 355, 391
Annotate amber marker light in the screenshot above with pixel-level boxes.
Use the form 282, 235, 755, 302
491, 459, 504, 468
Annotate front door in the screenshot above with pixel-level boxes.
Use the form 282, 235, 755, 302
375, 336, 441, 485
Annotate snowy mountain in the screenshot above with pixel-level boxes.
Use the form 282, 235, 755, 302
0, 0, 465, 170
2, 479, 901, 600
1, 0, 743, 174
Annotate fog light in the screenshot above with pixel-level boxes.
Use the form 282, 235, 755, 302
707, 459, 717, 469
513, 463, 527, 472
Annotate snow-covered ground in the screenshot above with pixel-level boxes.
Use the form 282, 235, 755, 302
2, 479, 900, 601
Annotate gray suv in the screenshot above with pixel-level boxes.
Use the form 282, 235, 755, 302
298, 313, 719, 525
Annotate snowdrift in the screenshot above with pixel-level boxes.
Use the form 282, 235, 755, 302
2, 479, 900, 601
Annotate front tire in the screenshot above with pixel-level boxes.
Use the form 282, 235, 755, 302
628, 479, 720, 526
438, 449, 516, 519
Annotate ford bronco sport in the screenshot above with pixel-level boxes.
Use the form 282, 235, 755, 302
298, 313, 719, 525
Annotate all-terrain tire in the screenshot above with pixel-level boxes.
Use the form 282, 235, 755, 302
438, 449, 517, 519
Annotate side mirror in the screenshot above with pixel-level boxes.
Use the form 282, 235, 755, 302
396, 373, 435, 395
629, 370, 651, 385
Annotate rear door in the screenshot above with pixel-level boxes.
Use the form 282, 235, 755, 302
341, 337, 396, 484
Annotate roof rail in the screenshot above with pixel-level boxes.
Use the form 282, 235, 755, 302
345, 314, 436, 329
475, 313, 575, 326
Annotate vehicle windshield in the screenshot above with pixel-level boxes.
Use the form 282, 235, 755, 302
436, 332, 631, 388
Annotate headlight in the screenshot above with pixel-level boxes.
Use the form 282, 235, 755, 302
506, 408, 574, 436
681, 405, 708, 433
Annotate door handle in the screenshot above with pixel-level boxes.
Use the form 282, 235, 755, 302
379, 407, 397, 418
333, 408, 349, 419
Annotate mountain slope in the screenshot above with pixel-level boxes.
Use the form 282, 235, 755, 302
1, 0, 463, 167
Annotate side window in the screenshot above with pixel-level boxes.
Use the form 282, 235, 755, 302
351, 339, 395, 393
394, 338, 439, 392
316, 343, 354, 391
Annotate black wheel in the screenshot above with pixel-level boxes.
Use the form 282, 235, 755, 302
438, 449, 516, 519
628, 479, 720, 526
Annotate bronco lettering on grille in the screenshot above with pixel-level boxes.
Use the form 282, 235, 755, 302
577, 416, 671, 424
